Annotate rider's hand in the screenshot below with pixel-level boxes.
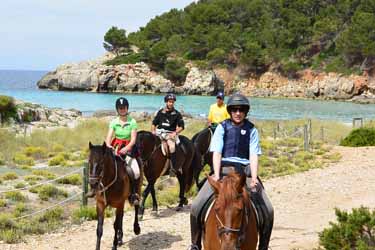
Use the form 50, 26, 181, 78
212, 174, 220, 181
250, 177, 259, 191
151, 130, 156, 135
119, 147, 128, 155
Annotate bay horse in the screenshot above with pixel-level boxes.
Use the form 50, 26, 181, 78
88, 142, 142, 250
136, 130, 199, 217
204, 171, 258, 250
191, 127, 213, 189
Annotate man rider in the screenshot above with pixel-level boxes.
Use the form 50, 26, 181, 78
151, 93, 184, 174
188, 93, 274, 250
207, 91, 229, 130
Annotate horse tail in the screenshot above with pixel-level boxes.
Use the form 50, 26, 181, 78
190, 148, 203, 191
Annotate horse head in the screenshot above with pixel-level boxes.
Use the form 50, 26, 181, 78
88, 141, 112, 186
136, 131, 159, 162
207, 171, 248, 250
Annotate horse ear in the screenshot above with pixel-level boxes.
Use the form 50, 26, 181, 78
89, 141, 93, 149
207, 175, 220, 195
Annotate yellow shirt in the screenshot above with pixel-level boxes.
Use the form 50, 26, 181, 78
208, 103, 230, 124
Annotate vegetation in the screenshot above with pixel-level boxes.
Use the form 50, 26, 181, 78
104, 0, 375, 78
103, 26, 130, 55
0, 95, 17, 124
340, 127, 375, 147
319, 207, 375, 250
56, 174, 82, 185
2, 172, 18, 181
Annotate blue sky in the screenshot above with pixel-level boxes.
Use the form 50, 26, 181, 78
0, 0, 195, 70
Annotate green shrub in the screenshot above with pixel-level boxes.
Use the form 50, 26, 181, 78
105, 52, 145, 65
2, 172, 18, 180
31, 170, 56, 180
340, 128, 375, 147
13, 153, 35, 166
322, 152, 342, 162
13, 203, 27, 217
164, 59, 188, 83
0, 229, 22, 243
72, 206, 97, 223
0, 199, 7, 207
48, 153, 67, 166
52, 144, 65, 153
57, 174, 82, 185
14, 182, 26, 189
24, 175, 42, 182
319, 207, 375, 250
23, 146, 48, 159
37, 185, 68, 201
0, 95, 17, 124
37, 207, 64, 223
0, 152, 4, 165
5, 191, 26, 202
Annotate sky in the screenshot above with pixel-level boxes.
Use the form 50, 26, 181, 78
0, 0, 196, 71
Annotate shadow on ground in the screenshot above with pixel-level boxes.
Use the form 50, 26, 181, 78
127, 231, 183, 250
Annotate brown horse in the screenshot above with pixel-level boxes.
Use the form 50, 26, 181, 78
136, 130, 199, 217
88, 142, 142, 250
204, 171, 258, 250
191, 127, 213, 189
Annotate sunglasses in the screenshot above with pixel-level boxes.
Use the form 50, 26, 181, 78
230, 107, 247, 113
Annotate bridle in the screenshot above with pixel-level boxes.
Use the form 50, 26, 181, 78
89, 150, 119, 205
214, 193, 249, 250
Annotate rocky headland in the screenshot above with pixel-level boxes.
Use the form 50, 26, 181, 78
37, 54, 375, 103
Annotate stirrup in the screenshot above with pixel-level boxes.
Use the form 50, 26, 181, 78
85, 189, 96, 198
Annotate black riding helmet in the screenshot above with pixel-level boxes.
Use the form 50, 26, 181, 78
226, 93, 250, 114
164, 93, 176, 102
115, 97, 129, 111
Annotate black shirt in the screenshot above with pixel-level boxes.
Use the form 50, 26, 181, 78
152, 108, 184, 131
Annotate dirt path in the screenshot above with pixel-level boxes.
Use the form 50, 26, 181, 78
2, 146, 375, 250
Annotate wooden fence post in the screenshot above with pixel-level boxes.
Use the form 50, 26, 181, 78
304, 124, 309, 151
82, 162, 88, 206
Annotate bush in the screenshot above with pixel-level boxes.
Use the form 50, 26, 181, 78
0, 95, 17, 124
0, 199, 7, 207
24, 175, 42, 182
23, 146, 48, 160
164, 59, 189, 84
37, 207, 64, 223
0, 152, 4, 165
37, 185, 68, 201
13, 153, 35, 166
105, 52, 145, 65
72, 206, 113, 224
2, 172, 18, 180
14, 182, 26, 189
5, 191, 26, 202
57, 174, 82, 185
48, 153, 67, 166
319, 207, 375, 250
13, 203, 27, 217
31, 170, 56, 180
340, 128, 375, 147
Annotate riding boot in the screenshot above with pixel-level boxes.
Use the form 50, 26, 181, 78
170, 152, 179, 177
86, 184, 97, 198
126, 165, 140, 206
251, 189, 274, 250
188, 213, 202, 250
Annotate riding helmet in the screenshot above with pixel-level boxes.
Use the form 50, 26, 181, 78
115, 97, 129, 110
164, 93, 176, 102
226, 93, 250, 114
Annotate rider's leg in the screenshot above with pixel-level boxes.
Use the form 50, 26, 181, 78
167, 138, 178, 175
125, 157, 140, 206
189, 180, 215, 250
251, 185, 274, 250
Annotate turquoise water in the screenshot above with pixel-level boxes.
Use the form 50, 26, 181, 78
1, 70, 375, 122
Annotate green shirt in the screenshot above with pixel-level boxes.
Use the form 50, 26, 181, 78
109, 117, 138, 140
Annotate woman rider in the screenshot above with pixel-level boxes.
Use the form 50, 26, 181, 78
86, 97, 141, 205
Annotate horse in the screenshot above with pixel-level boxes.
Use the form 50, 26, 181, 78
204, 171, 258, 250
191, 127, 213, 189
88, 142, 142, 250
136, 130, 199, 217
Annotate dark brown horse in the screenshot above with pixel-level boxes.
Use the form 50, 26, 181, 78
204, 171, 258, 250
136, 130, 199, 217
88, 142, 142, 250
191, 127, 213, 189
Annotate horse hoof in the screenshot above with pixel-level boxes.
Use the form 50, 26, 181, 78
112, 246, 117, 250
118, 240, 123, 246
134, 224, 141, 235
183, 198, 188, 205
175, 205, 183, 212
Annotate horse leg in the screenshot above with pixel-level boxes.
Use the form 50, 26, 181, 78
150, 183, 158, 212
139, 183, 151, 219
176, 172, 187, 211
95, 203, 105, 250
113, 207, 124, 249
133, 202, 141, 235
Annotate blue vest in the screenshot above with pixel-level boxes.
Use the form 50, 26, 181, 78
222, 119, 254, 159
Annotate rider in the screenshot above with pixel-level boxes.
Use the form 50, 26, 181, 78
86, 97, 141, 205
151, 93, 184, 175
189, 93, 274, 250
207, 91, 229, 131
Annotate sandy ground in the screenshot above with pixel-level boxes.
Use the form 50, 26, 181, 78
2, 146, 375, 250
